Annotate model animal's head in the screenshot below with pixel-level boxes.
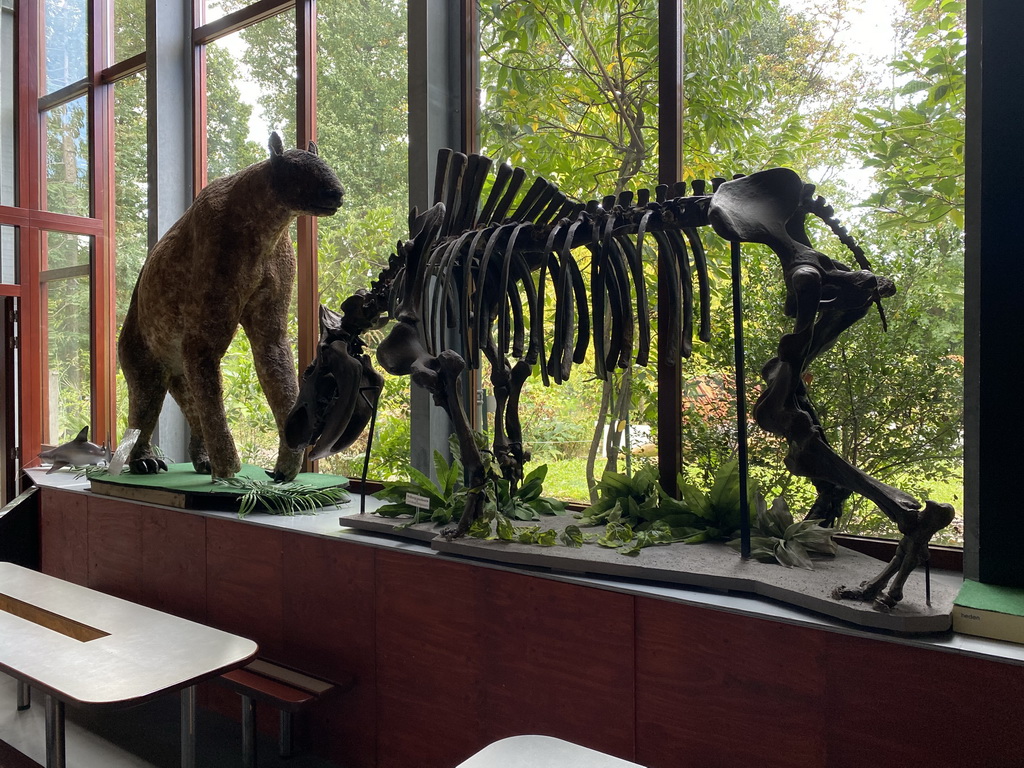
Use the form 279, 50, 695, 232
267, 132, 345, 217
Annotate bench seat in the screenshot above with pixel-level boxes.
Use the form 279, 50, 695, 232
215, 659, 350, 767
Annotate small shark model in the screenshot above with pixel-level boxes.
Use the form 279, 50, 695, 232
38, 427, 109, 474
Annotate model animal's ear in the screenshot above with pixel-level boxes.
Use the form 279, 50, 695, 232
269, 132, 285, 157
308, 140, 318, 156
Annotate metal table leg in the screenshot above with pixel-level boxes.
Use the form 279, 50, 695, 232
242, 694, 256, 768
278, 709, 293, 758
180, 685, 196, 768
16, 680, 30, 711
44, 694, 65, 768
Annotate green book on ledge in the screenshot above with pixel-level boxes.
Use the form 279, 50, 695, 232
953, 580, 1024, 644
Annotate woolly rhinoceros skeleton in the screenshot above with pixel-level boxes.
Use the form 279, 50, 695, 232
284, 149, 953, 610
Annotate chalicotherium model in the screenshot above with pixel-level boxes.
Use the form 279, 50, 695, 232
284, 149, 953, 610
118, 133, 344, 482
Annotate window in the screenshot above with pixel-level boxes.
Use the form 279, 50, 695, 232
113, 71, 147, 435
313, 0, 409, 480
3, 0, 1014, 583
41, 231, 91, 445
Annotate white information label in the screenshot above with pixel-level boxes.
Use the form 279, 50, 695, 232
405, 492, 431, 510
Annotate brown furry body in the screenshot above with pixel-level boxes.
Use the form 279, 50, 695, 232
118, 134, 343, 481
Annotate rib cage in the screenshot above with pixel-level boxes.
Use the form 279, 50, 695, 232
397, 149, 718, 387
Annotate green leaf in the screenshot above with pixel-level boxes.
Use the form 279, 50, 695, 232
597, 521, 634, 548
495, 513, 516, 541
561, 524, 585, 547
708, 459, 740, 513
535, 529, 558, 546
467, 517, 493, 539
775, 540, 814, 570
373, 502, 415, 518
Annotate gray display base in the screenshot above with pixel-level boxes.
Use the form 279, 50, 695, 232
340, 512, 449, 543
442, 517, 954, 632
343, 512, 956, 633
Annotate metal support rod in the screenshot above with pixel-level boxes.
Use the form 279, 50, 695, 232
17, 680, 30, 711
731, 241, 751, 557
180, 684, 196, 768
925, 557, 932, 606
279, 709, 293, 758
44, 694, 65, 768
360, 385, 383, 515
242, 694, 256, 768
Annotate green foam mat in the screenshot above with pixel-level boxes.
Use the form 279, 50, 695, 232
89, 462, 349, 513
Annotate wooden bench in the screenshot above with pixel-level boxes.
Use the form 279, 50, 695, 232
216, 659, 350, 767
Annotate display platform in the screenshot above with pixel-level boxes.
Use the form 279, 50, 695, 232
342, 511, 957, 633
88, 462, 349, 513
338, 511, 472, 542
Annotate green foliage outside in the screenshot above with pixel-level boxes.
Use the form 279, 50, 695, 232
478, 0, 964, 541
97, 0, 963, 543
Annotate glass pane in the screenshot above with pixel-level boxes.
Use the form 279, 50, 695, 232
1, 0, 14, 207
204, 13, 297, 470
314, 0, 409, 481
204, 0, 250, 25
205, 16, 295, 180
113, 0, 147, 62
0, 225, 15, 285
665, 0, 964, 543
42, 232, 92, 448
478, 0, 659, 502
113, 72, 147, 436
43, 0, 88, 95
43, 95, 90, 217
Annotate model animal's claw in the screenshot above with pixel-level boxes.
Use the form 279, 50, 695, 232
129, 456, 167, 475
271, 448, 303, 483
193, 458, 212, 474
267, 469, 292, 483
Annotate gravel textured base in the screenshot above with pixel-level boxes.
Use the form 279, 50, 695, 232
342, 512, 956, 633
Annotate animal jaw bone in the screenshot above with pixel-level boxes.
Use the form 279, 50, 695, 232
286, 149, 953, 608
119, 133, 344, 482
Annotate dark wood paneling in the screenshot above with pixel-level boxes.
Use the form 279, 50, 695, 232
140, 507, 207, 623
282, 534, 376, 768
39, 488, 89, 584
375, 550, 487, 768
481, 570, 636, 761
86, 496, 144, 601
822, 631, 1024, 768
636, 597, 829, 768
32, 488, 1024, 768
205, 518, 284, 657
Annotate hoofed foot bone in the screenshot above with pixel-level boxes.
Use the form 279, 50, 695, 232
833, 500, 955, 610
831, 581, 894, 612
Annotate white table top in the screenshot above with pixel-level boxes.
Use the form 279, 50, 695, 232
0, 562, 257, 708
456, 736, 645, 767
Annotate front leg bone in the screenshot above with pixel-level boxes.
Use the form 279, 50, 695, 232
409, 350, 488, 539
